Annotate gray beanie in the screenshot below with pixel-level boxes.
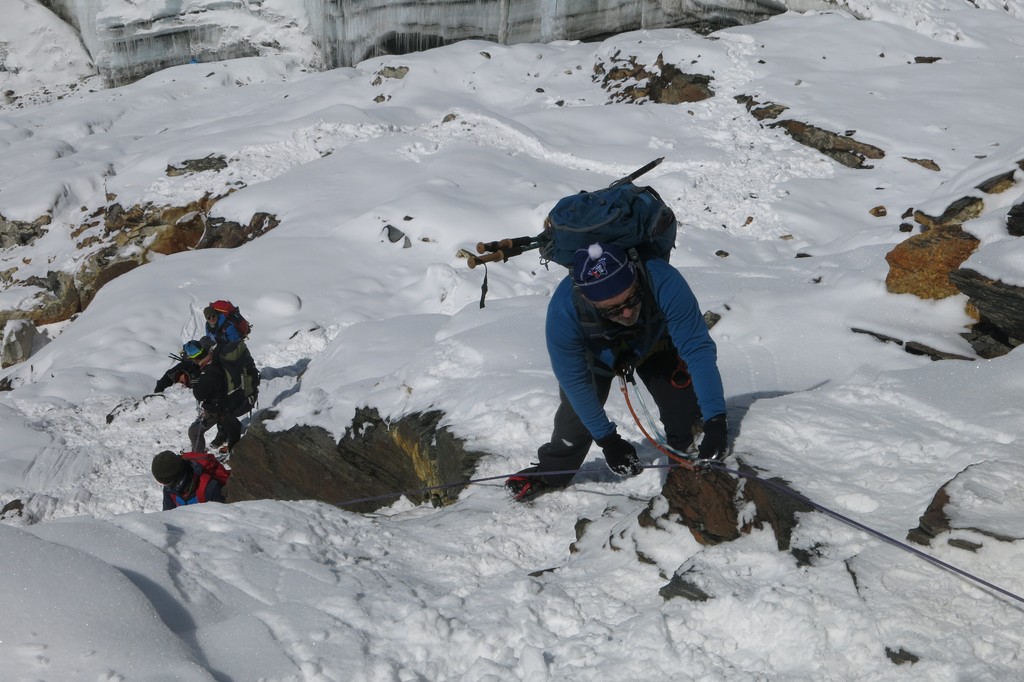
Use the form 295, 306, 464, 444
152, 450, 187, 485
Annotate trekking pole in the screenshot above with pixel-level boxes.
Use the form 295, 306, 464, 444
609, 156, 665, 188
466, 235, 540, 268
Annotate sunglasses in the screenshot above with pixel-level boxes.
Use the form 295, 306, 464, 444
596, 290, 643, 319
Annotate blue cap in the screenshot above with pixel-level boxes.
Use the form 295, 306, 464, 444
571, 243, 636, 302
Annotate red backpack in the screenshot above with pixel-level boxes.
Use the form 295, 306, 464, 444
181, 451, 231, 487
209, 299, 251, 339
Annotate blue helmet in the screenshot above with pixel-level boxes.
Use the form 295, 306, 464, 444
183, 340, 210, 362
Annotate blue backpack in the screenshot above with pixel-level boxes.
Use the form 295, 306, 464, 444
540, 180, 677, 267
466, 158, 675, 306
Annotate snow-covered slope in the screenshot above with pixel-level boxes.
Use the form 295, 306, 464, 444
1, 1, 1024, 679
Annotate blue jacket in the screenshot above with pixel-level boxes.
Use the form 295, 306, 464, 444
546, 258, 726, 441
205, 313, 243, 346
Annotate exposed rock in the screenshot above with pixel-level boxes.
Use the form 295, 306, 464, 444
949, 268, 1024, 349
383, 224, 412, 248
736, 464, 815, 551
0, 191, 279, 329
884, 225, 979, 299
1, 319, 37, 368
974, 169, 1017, 195
885, 647, 921, 665
851, 327, 904, 346
1006, 203, 1024, 237
197, 212, 280, 249
0, 213, 51, 249
0, 271, 81, 327
166, 155, 229, 177
0, 498, 23, 519
769, 120, 885, 169
907, 461, 1024, 548
734, 94, 788, 121
228, 407, 486, 513
958, 321, 1015, 359
659, 573, 712, 602
902, 341, 973, 362
912, 196, 983, 230
638, 459, 813, 550
869, 205, 887, 217
377, 65, 410, 80
597, 53, 714, 104
903, 157, 940, 171
643, 465, 741, 545
737, 95, 888, 169
851, 327, 974, 361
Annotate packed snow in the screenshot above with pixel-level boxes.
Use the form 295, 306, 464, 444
2, 0, 1024, 680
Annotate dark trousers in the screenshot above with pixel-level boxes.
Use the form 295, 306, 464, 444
188, 409, 242, 452
537, 349, 700, 486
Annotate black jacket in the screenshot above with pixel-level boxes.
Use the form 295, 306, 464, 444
154, 359, 200, 393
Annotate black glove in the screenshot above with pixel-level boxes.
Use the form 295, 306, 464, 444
596, 433, 643, 477
697, 414, 728, 461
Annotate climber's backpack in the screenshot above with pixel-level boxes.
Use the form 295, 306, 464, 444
209, 299, 251, 339
218, 341, 260, 415
181, 451, 231, 487
539, 158, 677, 268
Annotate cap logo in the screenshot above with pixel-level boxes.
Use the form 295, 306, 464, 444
587, 259, 610, 280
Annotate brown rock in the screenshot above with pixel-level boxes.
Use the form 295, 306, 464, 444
640, 459, 813, 550
229, 407, 486, 513
913, 196, 983, 230
769, 120, 885, 169
884, 225, 979, 299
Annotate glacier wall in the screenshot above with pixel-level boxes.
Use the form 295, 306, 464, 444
42, 0, 836, 85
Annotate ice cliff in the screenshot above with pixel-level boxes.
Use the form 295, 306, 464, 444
37, 0, 835, 86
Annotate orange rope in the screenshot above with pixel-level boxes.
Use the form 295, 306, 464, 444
618, 375, 697, 471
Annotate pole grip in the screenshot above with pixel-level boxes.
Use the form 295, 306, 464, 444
467, 250, 508, 269
477, 236, 535, 254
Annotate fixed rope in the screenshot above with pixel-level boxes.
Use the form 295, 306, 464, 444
328, 378, 1023, 606
706, 460, 1024, 605
618, 376, 1024, 606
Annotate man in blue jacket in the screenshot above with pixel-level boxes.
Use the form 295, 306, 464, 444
506, 242, 728, 501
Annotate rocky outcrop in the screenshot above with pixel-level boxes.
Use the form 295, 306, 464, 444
0, 272, 82, 327
597, 53, 714, 104
907, 461, 1024, 549
0, 214, 51, 250
228, 407, 487, 513
638, 459, 813, 550
880, 159, 1024, 356
884, 225, 979, 299
770, 120, 885, 169
1007, 202, 1024, 237
0, 156, 279, 355
949, 269, 1024, 351
735, 95, 885, 169
1, 320, 38, 368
